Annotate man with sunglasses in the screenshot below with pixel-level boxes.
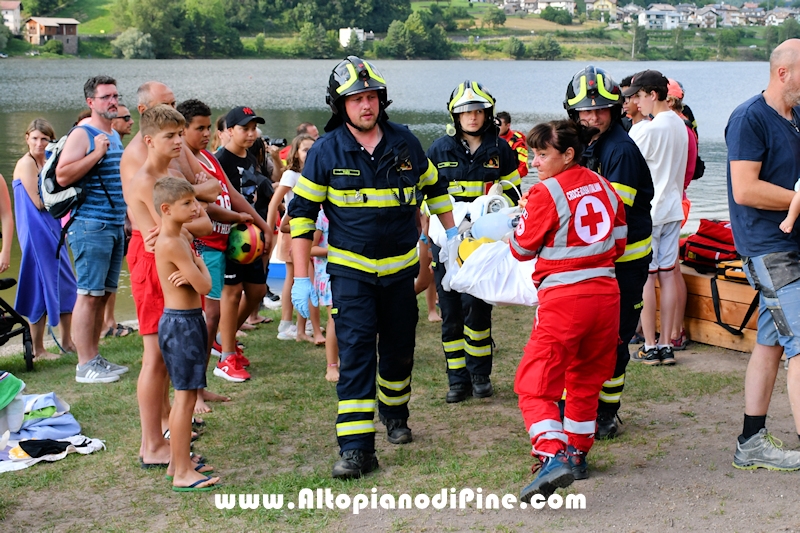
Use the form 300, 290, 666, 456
426, 80, 520, 404
56, 75, 129, 384
112, 106, 134, 140
289, 56, 456, 479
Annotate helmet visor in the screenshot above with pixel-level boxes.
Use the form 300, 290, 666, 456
452, 101, 492, 114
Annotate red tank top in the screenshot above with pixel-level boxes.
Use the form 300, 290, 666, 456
196, 149, 232, 251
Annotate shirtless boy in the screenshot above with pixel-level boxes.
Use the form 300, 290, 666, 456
153, 176, 219, 492
122, 105, 211, 467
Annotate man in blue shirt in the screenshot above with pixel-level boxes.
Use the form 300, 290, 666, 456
727, 38, 800, 471
57, 75, 129, 384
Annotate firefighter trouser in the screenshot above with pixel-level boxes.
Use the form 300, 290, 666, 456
331, 275, 418, 453
598, 260, 650, 416
516, 290, 619, 457
432, 244, 493, 386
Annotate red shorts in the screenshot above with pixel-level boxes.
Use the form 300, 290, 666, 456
128, 230, 164, 336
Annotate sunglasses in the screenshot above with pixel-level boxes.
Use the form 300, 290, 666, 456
118, 115, 132, 122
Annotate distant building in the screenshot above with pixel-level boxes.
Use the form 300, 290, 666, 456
712, 3, 742, 26
536, 0, 576, 16
522, 0, 538, 13
695, 6, 718, 28
740, 5, 765, 25
338, 27, 364, 49
765, 8, 799, 26
619, 3, 643, 24
638, 9, 682, 29
586, 0, 618, 20
25, 17, 79, 55
1, 0, 21, 35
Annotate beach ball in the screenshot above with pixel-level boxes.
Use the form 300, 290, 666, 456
226, 222, 265, 264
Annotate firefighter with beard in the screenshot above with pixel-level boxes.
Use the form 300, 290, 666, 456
426, 81, 521, 404
289, 56, 456, 479
564, 66, 654, 439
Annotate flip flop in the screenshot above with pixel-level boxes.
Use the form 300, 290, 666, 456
116, 324, 134, 336
192, 417, 206, 428
104, 325, 131, 338
166, 463, 214, 481
246, 316, 273, 326
172, 476, 218, 492
139, 457, 169, 469
164, 429, 200, 442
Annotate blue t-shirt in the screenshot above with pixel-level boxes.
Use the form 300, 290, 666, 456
74, 124, 126, 225
726, 94, 800, 257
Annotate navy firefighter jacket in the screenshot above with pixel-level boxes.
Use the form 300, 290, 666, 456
426, 133, 521, 206
582, 121, 654, 266
288, 120, 453, 286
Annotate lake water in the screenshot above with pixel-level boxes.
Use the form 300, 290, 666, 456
0, 59, 770, 320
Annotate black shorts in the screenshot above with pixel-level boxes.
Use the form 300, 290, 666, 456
224, 257, 266, 286
158, 308, 208, 391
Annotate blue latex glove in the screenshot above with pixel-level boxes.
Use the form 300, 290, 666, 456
445, 226, 458, 240
291, 277, 318, 319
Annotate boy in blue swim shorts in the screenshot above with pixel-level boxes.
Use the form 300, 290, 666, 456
153, 176, 219, 492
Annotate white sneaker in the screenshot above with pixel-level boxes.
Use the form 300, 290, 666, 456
263, 297, 282, 310
277, 324, 297, 341
76, 356, 120, 384
305, 322, 314, 336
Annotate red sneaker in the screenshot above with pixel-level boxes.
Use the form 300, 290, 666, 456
234, 352, 250, 368
211, 340, 248, 366
213, 356, 250, 382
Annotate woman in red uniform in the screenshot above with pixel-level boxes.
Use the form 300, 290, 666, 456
510, 120, 627, 502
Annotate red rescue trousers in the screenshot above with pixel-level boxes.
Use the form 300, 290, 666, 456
515, 289, 619, 457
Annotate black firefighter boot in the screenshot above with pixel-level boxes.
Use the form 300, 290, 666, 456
446, 382, 472, 403
379, 413, 413, 444
332, 449, 379, 479
472, 374, 493, 398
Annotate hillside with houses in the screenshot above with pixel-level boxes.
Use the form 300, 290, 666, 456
1, 0, 799, 60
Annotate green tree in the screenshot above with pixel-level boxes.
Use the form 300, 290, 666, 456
504, 36, 525, 59
528, 35, 561, 60
717, 28, 739, 58
23, 0, 59, 16
343, 31, 364, 56
254, 33, 266, 55
42, 38, 63, 54
482, 7, 507, 28
690, 46, 712, 61
403, 12, 429, 57
0, 25, 10, 51
780, 17, 800, 42
111, 28, 155, 59
182, 0, 243, 57
116, 0, 183, 58
297, 22, 340, 58
633, 24, 648, 57
383, 19, 410, 57
541, 6, 572, 25
765, 25, 779, 53
667, 28, 685, 60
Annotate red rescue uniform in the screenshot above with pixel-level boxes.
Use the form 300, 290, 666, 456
500, 129, 529, 178
510, 164, 626, 457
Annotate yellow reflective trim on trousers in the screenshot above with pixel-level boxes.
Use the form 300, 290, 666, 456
418, 159, 438, 188
363, 61, 386, 84
338, 399, 376, 414
377, 375, 411, 392
290, 217, 317, 238
327, 186, 417, 208
448, 83, 466, 112
603, 374, 625, 388
294, 176, 327, 203
336, 420, 376, 436
447, 357, 466, 370
617, 236, 652, 263
336, 63, 358, 94
465, 343, 491, 357
611, 182, 636, 207
597, 74, 620, 102
378, 390, 410, 406
328, 245, 419, 276
567, 76, 587, 106
425, 194, 453, 215
471, 81, 495, 106
443, 339, 465, 352
464, 325, 490, 341
599, 391, 622, 403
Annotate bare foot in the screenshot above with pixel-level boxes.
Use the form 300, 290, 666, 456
172, 472, 220, 490
239, 322, 256, 331
428, 311, 442, 322
325, 365, 339, 382
313, 334, 326, 346
60, 342, 77, 353
166, 461, 214, 478
296, 332, 314, 343
194, 396, 212, 414
236, 330, 248, 338
202, 389, 231, 403
33, 351, 61, 361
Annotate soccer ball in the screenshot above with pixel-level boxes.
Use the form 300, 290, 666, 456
226, 222, 265, 264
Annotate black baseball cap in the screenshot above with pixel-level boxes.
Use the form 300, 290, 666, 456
225, 106, 265, 128
621, 70, 669, 97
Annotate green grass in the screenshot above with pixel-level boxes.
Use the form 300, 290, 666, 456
411, 0, 495, 16
50, 0, 117, 35
0, 299, 744, 531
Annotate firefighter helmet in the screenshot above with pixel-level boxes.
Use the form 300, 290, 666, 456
325, 56, 391, 132
447, 80, 496, 136
564, 65, 623, 121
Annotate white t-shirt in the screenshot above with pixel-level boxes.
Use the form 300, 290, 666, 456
629, 110, 688, 226
279, 169, 301, 207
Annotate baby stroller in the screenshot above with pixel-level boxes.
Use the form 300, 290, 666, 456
0, 278, 34, 370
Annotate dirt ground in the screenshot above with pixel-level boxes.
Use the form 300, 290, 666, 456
344, 347, 800, 533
